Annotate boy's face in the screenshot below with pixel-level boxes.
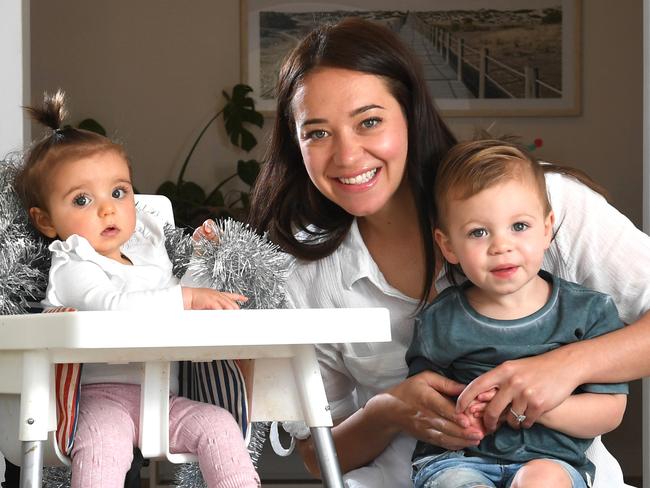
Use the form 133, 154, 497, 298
30, 150, 136, 262
435, 177, 554, 298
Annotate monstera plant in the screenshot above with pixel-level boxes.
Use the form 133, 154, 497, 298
157, 84, 264, 229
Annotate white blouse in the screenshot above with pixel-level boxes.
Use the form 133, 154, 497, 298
285, 172, 648, 488
44, 210, 184, 390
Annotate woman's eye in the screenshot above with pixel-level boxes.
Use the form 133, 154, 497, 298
469, 228, 487, 238
361, 117, 381, 129
73, 195, 90, 207
306, 129, 328, 141
512, 222, 529, 232
112, 188, 127, 199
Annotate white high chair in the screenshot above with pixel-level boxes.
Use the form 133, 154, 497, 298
0, 195, 392, 488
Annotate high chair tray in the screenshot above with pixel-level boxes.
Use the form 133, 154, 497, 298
0, 307, 390, 488
0, 307, 389, 351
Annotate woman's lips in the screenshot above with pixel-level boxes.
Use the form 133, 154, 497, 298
337, 168, 378, 185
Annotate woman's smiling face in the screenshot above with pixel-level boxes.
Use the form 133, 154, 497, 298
291, 67, 409, 218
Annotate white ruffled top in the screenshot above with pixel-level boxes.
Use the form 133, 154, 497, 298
43, 210, 183, 389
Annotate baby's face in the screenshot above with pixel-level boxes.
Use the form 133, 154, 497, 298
436, 177, 554, 298
39, 150, 136, 262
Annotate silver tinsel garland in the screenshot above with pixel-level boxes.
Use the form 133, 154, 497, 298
0, 155, 49, 315
41, 467, 71, 488
170, 219, 292, 488
0, 155, 290, 486
187, 218, 292, 310
163, 223, 194, 279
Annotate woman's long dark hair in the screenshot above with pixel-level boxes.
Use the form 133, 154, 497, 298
248, 17, 457, 307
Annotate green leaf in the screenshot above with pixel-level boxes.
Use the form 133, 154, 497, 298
222, 84, 264, 151
240, 192, 250, 209
78, 118, 107, 136
204, 189, 225, 207
237, 159, 260, 186
156, 181, 178, 199
178, 181, 206, 204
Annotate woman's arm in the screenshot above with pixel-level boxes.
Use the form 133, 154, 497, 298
297, 370, 483, 476
462, 312, 650, 432
538, 393, 627, 438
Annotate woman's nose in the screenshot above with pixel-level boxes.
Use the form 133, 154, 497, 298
334, 131, 363, 166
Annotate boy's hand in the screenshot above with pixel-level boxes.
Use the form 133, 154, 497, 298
463, 388, 508, 432
182, 287, 247, 310
465, 387, 498, 417
192, 219, 219, 243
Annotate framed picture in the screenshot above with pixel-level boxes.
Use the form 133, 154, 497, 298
240, 0, 581, 117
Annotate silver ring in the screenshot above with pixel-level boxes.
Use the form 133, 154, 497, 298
510, 408, 526, 424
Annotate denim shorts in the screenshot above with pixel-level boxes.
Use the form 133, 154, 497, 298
411, 451, 588, 488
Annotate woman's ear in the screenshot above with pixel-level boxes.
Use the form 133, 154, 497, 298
434, 228, 460, 264
29, 207, 57, 238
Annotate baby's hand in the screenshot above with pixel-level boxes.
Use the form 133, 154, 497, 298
463, 388, 508, 433
466, 387, 498, 418
182, 287, 247, 310
192, 219, 219, 243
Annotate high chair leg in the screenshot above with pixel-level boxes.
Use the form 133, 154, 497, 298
290, 345, 343, 488
148, 459, 158, 488
19, 351, 50, 488
19, 441, 43, 488
312, 428, 343, 488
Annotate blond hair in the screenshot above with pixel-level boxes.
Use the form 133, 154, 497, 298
434, 140, 551, 230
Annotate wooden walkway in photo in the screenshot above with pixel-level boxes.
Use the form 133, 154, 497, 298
396, 15, 475, 99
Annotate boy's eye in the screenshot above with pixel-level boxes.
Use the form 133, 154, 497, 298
512, 222, 529, 232
73, 195, 90, 207
469, 228, 487, 238
112, 188, 127, 199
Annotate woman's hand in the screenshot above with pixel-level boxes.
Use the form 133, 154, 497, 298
456, 350, 582, 432
367, 370, 486, 450
193, 219, 219, 243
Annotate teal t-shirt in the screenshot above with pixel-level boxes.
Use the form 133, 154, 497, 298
406, 271, 628, 481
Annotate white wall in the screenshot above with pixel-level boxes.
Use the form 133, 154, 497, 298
0, 0, 30, 479
28, 0, 644, 479
30, 0, 644, 226
30, 1, 246, 196
1, 0, 30, 157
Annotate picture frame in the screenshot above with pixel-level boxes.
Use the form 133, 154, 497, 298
240, 0, 581, 117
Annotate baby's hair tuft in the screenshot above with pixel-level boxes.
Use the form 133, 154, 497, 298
24, 90, 68, 132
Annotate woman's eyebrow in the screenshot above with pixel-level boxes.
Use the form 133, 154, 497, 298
350, 104, 384, 116
301, 117, 327, 128
301, 104, 386, 128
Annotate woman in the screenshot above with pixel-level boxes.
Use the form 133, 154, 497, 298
248, 17, 649, 487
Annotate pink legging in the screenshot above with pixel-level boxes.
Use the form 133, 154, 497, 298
71, 383, 260, 488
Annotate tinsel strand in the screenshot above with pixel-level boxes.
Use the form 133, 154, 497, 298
1, 155, 287, 486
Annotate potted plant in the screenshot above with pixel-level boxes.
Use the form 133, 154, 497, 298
156, 84, 264, 229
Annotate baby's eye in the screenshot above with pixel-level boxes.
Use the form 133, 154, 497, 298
73, 194, 91, 207
112, 187, 128, 199
512, 222, 529, 232
469, 228, 487, 238
361, 117, 381, 129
